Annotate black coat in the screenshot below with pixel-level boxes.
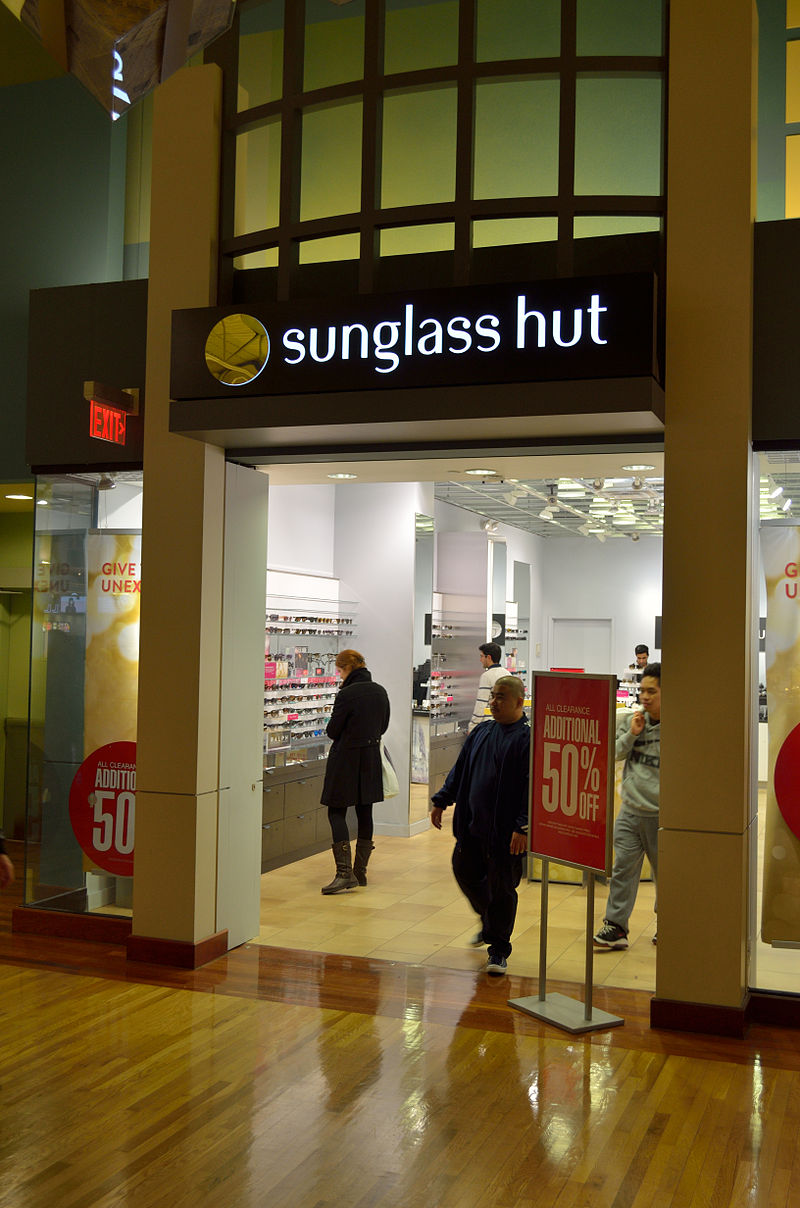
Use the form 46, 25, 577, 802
321, 667, 390, 807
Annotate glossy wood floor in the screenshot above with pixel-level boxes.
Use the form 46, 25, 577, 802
3, 843, 800, 1207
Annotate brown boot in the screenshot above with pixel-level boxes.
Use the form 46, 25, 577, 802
353, 840, 375, 886
321, 841, 358, 894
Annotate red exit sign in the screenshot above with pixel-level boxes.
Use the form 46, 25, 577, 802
89, 399, 127, 445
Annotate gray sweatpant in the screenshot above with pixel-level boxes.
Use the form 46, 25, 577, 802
605, 807, 658, 933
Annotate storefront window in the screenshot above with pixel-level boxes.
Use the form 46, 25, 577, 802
574, 74, 663, 196
381, 87, 457, 208
476, 0, 560, 61
238, 0, 284, 112
384, 0, 458, 75
473, 217, 558, 247
304, 0, 365, 92
473, 78, 560, 200
25, 473, 143, 916
301, 101, 363, 221
234, 121, 281, 239
576, 0, 663, 56
753, 452, 800, 992
380, 223, 454, 256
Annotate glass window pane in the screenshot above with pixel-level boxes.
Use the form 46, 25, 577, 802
474, 79, 559, 199
233, 250, 279, 270
786, 134, 800, 218
473, 217, 558, 247
787, 40, 800, 122
476, 0, 560, 61
574, 75, 663, 196
381, 88, 457, 207
380, 223, 454, 255
238, 1, 284, 112
299, 233, 361, 264
574, 216, 661, 238
384, 0, 458, 75
577, 0, 663, 56
301, 101, 363, 221
304, 1, 365, 92
234, 121, 281, 237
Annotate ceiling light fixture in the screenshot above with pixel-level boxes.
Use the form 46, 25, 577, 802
783, 497, 792, 511
631, 477, 644, 491
538, 508, 554, 521
621, 463, 655, 472
770, 486, 784, 498
4, 493, 32, 501
465, 468, 496, 476
482, 519, 499, 534
327, 472, 357, 480
97, 474, 116, 491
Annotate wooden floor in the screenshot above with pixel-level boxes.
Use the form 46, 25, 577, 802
3, 846, 800, 1206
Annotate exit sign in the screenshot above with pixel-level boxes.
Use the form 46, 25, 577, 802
89, 399, 127, 445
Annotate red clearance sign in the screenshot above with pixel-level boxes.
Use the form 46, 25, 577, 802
530, 672, 615, 875
68, 741, 136, 877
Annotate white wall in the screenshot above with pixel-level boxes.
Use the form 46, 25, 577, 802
541, 535, 663, 675
266, 484, 335, 575
333, 482, 419, 834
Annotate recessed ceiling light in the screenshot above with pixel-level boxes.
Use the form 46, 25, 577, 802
327, 472, 357, 480
5, 493, 32, 501
36, 499, 48, 506
465, 468, 497, 476
621, 464, 655, 472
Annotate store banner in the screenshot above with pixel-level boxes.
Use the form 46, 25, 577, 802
761, 525, 800, 945
530, 672, 616, 875
70, 532, 141, 876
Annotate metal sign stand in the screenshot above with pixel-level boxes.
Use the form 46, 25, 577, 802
509, 859, 624, 1032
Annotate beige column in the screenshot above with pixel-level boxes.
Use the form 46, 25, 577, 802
131, 64, 226, 956
656, 2, 757, 1022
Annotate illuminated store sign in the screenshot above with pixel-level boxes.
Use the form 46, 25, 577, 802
171, 273, 657, 401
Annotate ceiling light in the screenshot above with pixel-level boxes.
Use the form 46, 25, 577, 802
97, 474, 116, 491
5, 493, 32, 501
482, 519, 499, 533
592, 478, 604, 490
621, 463, 655, 472
538, 508, 554, 521
631, 477, 644, 491
465, 468, 496, 476
327, 472, 357, 480
770, 486, 784, 498
36, 500, 48, 506
783, 498, 792, 511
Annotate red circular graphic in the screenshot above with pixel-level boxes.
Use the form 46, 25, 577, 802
68, 741, 136, 876
774, 724, 800, 842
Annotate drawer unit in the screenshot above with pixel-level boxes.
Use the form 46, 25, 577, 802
284, 808, 318, 853
316, 805, 332, 844
262, 782, 286, 824
261, 818, 285, 862
284, 775, 323, 816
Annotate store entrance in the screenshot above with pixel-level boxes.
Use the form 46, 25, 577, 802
253, 447, 664, 990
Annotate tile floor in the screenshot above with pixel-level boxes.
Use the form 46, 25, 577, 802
256, 816, 658, 992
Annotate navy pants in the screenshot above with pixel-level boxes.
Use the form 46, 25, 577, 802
452, 835, 524, 959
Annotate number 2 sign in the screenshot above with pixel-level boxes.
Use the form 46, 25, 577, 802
69, 741, 136, 877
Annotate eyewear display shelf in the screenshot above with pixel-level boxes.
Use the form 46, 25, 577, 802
429, 604, 483, 795
504, 618, 529, 689
262, 596, 358, 872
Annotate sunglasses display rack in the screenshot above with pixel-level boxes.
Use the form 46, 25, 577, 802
502, 617, 529, 688
264, 594, 358, 769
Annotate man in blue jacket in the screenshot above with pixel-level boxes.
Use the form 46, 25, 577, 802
430, 676, 530, 977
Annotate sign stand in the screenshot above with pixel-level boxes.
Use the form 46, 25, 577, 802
509, 670, 624, 1033
509, 859, 624, 1033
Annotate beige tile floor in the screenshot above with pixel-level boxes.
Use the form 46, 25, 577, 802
256, 815, 658, 992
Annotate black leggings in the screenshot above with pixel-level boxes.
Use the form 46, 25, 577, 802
327, 805, 374, 844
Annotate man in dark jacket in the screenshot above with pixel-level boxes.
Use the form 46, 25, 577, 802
430, 675, 530, 976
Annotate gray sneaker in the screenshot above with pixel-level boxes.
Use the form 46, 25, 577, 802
593, 921, 629, 950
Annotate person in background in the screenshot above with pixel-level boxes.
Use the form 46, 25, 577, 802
430, 676, 530, 977
593, 661, 661, 950
468, 642, 506, 731
0, 832, 14, 889
619, 643, 650, 704
319, 649, 390, 894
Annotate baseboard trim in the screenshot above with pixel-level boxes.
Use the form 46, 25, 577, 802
12, 905, 133, 945
650, 993, 750, 1038
748, 989, 800, 1028
126, 930, 228, 969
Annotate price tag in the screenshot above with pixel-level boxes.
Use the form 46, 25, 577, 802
68, 741, 136, 877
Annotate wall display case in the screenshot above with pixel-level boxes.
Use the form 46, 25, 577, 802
261, 587, 358, 871
503, 604, 529, 689
428, 592, 484, 793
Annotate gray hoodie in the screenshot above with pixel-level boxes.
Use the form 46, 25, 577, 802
615, 709, 660, 816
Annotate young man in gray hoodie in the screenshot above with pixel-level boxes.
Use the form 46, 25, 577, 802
593, 661, 661, 950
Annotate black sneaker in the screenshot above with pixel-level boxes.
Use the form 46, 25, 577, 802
652, 932, 657, 945
486, 950, 507, 976
593, 921, 629, 950
470, 929, 486, 947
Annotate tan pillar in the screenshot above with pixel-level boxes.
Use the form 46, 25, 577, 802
130, 64, 227, 960
655, 2, 757, 1025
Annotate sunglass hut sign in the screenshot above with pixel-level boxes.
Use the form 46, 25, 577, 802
172, 274, 655, 399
